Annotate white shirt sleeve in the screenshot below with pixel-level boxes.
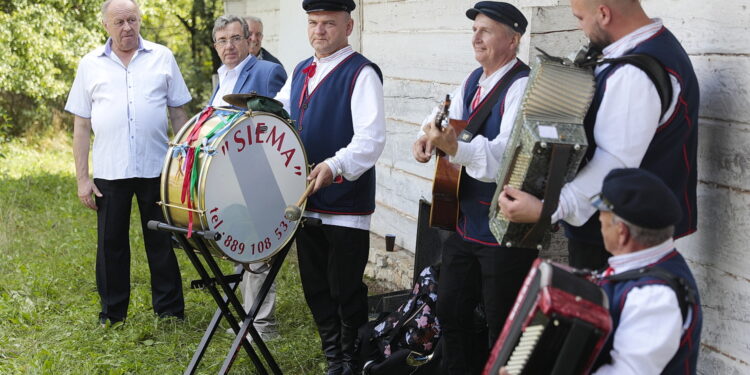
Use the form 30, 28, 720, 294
552, 65, 662, 225
276, 76, 292, 114
593, 284, 683, 375
65, 59, 93, 118
451, 77, 528, 182
324, 65, 386, 181
165, 51, 192, 107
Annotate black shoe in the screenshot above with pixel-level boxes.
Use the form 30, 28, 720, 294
317, 319, 343, 375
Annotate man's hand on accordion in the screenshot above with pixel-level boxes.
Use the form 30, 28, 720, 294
498, 185, 543, 223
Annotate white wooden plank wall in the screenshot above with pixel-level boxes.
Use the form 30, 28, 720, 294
229, 1, 750, 372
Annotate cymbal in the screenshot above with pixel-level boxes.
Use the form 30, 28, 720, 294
222, 92, 284, 109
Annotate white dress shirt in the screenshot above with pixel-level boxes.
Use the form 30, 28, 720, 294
65, 37, 192, 180
276, 46, 386, 230
553, 19, 682, 225
211, 54, 255, 107
419, 58, 528, 182
594, 239, 684, 375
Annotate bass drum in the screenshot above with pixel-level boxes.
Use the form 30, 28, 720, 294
160, 101, 308, 264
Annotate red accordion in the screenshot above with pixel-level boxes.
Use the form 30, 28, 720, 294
483, 259, 612, 375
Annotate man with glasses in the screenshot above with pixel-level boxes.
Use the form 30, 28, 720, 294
65, 0, 191, 327
209, 15, 286, 106
209, 15, 287, 342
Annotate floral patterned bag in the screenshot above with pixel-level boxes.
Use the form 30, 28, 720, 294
371, 265, 441, 357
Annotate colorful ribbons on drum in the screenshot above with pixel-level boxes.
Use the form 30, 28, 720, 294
178, 106, 243, 237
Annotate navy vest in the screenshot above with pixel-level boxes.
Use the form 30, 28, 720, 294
565, 27, 699, 245
290, 53, 383, 215
456, 61, 530, 245
595, 250, 702, 374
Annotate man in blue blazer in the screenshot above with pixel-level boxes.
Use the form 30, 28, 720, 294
209, 15, 287, 106
210, 14, 287, 342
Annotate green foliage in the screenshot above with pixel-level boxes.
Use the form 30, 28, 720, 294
0, 0, 222, 138
0, 132, 326, 373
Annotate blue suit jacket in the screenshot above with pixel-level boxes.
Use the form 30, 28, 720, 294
209, 55, 287, 104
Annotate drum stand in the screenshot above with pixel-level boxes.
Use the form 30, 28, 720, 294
147, 219, 315, 375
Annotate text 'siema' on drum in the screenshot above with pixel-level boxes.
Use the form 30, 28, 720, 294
160, 96, 308, 264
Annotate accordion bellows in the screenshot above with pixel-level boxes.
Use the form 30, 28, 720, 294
490, 54, 596, 250
483, 259, 612, 375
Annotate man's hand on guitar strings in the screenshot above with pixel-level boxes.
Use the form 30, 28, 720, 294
498, 185, 543, 223
412, 134, 435, 163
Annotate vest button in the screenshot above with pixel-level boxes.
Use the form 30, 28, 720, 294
302, 103, 308, 110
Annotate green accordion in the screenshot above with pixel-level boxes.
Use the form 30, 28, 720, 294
489, 53, 596, 250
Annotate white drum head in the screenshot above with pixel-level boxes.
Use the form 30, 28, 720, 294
201, 112, 308, 263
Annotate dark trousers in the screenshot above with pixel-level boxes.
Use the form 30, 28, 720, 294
94, 177, 184, 321
437, 232, 538, 375
296, 224, 369, 329
567, 237, 610, 272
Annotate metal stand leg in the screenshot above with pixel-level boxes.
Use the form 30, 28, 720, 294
220, 242, 291, 374
147, 221, 284, 375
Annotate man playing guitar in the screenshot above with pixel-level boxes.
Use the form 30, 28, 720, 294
411, 2, 535, 373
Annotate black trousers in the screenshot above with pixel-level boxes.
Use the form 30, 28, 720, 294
94, 177, 184, 321
437, 232, 538, 375
296, 224, 370, 329
567, 237, 610, 271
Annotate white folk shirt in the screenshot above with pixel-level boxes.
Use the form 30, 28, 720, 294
419, 58, 528, 182
211, 54, 255, 107
594, 239, 684, 375
553, 19, 682, 225
276, 45, 386, 231
65, 37, 192, 180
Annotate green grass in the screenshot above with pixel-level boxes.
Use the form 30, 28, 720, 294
0, 133, 324, 374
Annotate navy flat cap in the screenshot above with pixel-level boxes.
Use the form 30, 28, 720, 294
592, 168, 682, 229
303, 0, 355, 12
466, 1, 527, 35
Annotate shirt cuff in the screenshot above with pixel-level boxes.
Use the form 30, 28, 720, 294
324, 158, 342, 180
450, 141, 473, 165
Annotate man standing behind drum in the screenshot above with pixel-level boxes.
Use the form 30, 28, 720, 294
275, 0, 385, 373
209, 14, 287, 342
245, 16, 284, 69
65, 0, 191, 326
412, 2, 535, 373
209, 15, 286, 107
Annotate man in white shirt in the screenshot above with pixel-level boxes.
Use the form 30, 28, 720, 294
65, 0, 191, 326
590, 168, 702, 374
274, 0, 385, 373
498, 0, 699, 272
209, 14, 287, 342
412, 2, 535, 373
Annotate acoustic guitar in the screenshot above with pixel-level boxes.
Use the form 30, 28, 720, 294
429, 95, 468, 230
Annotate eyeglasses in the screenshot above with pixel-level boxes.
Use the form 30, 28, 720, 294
590, 193, 614, 211
214, 35, 245, 47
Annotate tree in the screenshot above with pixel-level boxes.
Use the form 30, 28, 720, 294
0, 0, 222, 138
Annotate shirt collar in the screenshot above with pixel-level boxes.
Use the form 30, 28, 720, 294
603, 18, 663, 58
478, 58, 519, 87
607, 238, 675, 274
218, 53, 256, 76
100, 36, 149, 57
314, 45, 354, 65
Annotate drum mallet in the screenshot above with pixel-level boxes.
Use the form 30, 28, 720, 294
284, 181, 316, 221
